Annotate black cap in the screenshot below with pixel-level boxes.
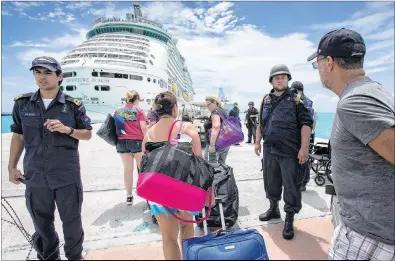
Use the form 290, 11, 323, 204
307, 28, 366, 62
291, 81, 304, 91
233, 102, 238, 106
30, 56, 62, 72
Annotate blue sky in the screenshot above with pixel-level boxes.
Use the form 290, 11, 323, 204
1, 1, 394, 113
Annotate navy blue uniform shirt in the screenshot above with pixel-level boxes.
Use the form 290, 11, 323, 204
261, 87, 313, 157
10, 89, 92, 189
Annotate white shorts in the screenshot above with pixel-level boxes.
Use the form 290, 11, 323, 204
328, 221, 395, 260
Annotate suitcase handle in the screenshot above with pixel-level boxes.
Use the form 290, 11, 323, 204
163, 187, 213, 224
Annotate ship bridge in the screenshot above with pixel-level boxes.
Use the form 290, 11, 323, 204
86, 22, 171, 44
87, 5, 172, 44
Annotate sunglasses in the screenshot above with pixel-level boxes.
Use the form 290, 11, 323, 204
312, 57, 327, 69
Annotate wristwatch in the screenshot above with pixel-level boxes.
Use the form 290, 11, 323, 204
67, 127, 74, 136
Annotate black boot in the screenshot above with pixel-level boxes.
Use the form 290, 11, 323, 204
259, 200, 281, 221
283, 212, 295, 240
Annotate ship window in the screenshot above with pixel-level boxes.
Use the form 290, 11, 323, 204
147, 77, 151, 82
63, 72, 76, 78
100, 72, 115, 78
130, 75, 143, 81
149, 60, 154, 65
92, 72, 98, 77
66, 85, 77, 91
123, 74, 128, 79
101, 85, 110, 91
94, 86, 99, 91
153, 79, 156, 83
60, 86, 64, 91
150, 54, 155, 59
115, 73, 123, 79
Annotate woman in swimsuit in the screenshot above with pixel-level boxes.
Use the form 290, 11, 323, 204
141, 91, 205, 260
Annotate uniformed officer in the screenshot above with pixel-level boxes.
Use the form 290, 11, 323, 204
290, 81, 317, 192
254, 64, 313, 240
8, 56, 92, 260
245, 101, 259, 143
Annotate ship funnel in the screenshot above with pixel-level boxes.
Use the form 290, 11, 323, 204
133, 4, 143, 18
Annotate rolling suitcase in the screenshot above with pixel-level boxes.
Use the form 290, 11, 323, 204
182, 198, 269, 260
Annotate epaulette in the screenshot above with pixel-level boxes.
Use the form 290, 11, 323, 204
65, 94, 82, 106
14, 92, 33, 101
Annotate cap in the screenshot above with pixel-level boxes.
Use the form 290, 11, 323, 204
233, 102, 238, 106
307, 28, 366, 62
30, 56, 62, 72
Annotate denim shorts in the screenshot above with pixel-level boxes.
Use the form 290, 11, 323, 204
116, 139, 143, 154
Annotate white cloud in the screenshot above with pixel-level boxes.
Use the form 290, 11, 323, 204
310, 94, 339, 113
28, 6, 76, 24
66, 2, 92, 10
10, 41, 48, 48
365, 28, 394, 40
310, 11, 394, 36
87, 2, 131, 18
17, 49, 70, 69
365, 52, 395, 68
366, 65, 395, 75
368, 40, 394, 52
2, 10, 13, 16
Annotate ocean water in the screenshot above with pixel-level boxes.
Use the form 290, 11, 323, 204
1, 112, 336, 140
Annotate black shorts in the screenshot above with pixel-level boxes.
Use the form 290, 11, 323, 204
116, 139, 143, 154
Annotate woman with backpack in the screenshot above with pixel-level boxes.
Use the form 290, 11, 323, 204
113, 91, 147, 205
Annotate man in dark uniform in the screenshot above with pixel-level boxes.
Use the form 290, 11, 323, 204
245, 101, 259, 143
229, 102, 240, 120
290, 81, 317, 192
254, 64, 313, 240
229, 102, 241, 145
7, 56, 92, 260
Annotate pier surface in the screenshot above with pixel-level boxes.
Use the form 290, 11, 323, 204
2, 124, 334, 260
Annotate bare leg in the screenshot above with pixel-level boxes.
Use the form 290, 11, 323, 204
133, 152, 143, 171
120, 153, 135, 196
156, 213, 182, 260
177, 211, 195, 256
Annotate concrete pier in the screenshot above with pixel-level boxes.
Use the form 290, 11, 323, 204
1, 124, 334, 260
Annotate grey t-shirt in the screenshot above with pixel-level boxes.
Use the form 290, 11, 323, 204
331, 77, 395, 245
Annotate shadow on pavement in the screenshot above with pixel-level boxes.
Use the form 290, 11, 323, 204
302, 189, 329, 212
262, 221, 330, 260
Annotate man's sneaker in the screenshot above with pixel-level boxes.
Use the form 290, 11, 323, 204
126, 196, 134, 205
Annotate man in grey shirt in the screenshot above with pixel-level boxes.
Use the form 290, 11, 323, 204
308, 28, 394, 260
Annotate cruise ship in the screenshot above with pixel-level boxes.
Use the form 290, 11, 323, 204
60, 4, 195, 123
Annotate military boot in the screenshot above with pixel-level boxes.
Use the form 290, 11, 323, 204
259, 200, 281, 221
283, 212, 295, 240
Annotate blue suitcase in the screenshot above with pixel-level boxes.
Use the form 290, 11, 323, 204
182, 199, 269, 260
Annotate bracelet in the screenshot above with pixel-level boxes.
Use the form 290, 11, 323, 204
209, 143, 215, 147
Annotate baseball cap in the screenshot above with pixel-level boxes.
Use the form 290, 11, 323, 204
30, 56, 62, 72
307, 28, 366, 62
233, 102, 238, 106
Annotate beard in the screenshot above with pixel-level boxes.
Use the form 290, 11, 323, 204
273, 85, 287, 92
